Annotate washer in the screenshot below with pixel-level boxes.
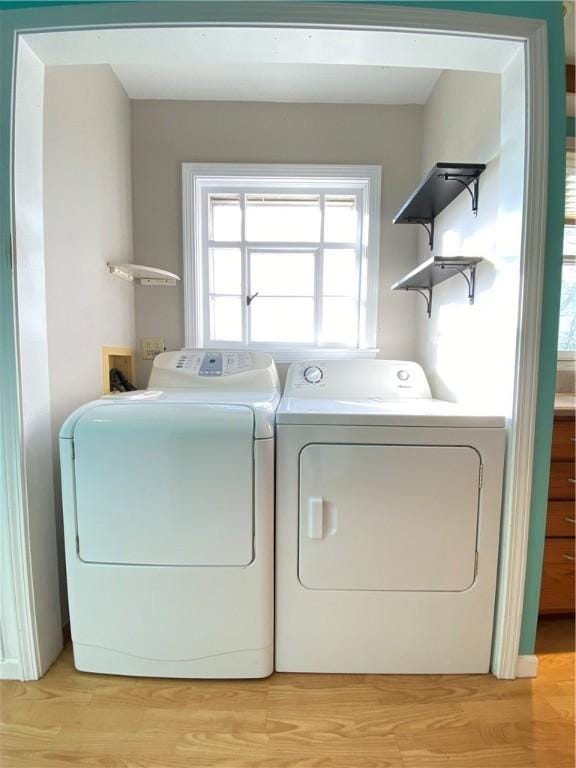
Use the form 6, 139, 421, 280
275, 359, 506, 674
60, 349, 279, 678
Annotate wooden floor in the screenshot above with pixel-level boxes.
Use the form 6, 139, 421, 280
1, 618, 573, 768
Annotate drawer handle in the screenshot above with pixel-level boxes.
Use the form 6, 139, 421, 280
562, 554, 575, 561
565, 517, 576, 524
569, 478, 576, 485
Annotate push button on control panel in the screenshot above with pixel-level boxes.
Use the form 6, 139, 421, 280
176, 355, 197, 369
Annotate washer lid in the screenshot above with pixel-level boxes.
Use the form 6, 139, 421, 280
277, 396, 505, 427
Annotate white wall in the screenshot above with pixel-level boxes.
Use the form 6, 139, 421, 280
43, 65, 136, 618
416, 70, 517, 413
131, 100, 423, 385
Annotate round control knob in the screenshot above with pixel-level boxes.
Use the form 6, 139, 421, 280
397, 369, 410, 381
303, 365, 323, 384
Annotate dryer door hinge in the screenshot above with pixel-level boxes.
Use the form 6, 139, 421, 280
478, 463, 484, 489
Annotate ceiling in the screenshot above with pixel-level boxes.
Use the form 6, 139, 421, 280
24, 27, 520, 105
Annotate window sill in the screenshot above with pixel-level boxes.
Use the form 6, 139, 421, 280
269, 347, 379, 363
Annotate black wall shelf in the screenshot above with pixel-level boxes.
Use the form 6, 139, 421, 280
393, 163, 486, 250
391, 256, 482, 318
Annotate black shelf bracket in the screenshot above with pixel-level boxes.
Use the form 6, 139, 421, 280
406, 218, 435, 250
404, 287, 433, 318
437, 262, 478, 305
439, 173, 480, 216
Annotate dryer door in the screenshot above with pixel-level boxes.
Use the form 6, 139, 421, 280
73, 403, 254, 566
299, 443, 480, 591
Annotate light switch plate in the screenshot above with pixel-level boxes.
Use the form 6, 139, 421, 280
141, 337, 165, 360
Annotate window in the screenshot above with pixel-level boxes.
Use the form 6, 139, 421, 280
560, 149, 576, 358
183, 164, 381, 358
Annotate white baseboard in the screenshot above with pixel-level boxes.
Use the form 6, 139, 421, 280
0, 659, 22, 680
516, 654, 538, 678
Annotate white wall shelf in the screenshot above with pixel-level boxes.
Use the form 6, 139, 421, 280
108, 263, 180, 286
391, 256, 482, 318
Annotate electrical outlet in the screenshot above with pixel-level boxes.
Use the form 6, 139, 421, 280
141, 337, 165, 361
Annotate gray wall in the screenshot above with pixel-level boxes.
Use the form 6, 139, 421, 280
131, 100, 424, 385
43, 64, 136, 617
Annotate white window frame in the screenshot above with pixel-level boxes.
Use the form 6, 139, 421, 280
182, 163, 381, 360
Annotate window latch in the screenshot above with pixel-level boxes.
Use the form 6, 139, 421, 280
246, 292, 259, 306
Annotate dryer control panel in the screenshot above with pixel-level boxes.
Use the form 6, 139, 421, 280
148, 349, 279, 391
284, 359, 432, 399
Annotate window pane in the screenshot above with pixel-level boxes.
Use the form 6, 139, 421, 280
246, 195, 321, 242
209, 248, 241, 295
558, 262, 576, 351
564, 225, 576, 258
566, 150, 575, 221
321, 297, 358, 346
323, 249, 358, 296
209, 195, 241, 241
210, 296, 242, 341
250, 251, 315, 296
324, 195, 358, 243
250, 297, 314, 343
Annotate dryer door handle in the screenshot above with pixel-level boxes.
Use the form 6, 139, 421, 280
308, 497, 324, 539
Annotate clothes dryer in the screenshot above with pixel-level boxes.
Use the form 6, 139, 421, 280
275, 359, 506, 673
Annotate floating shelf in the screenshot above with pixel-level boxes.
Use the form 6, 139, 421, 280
391, 256, 482, 318
393, 163, 486, 249
108, 263, 180, 286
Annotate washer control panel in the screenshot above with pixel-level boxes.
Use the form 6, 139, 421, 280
172, 351, 253, 377
148, 349, 279, 391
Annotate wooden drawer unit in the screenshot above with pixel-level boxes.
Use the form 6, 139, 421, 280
540, 410, 575, 615
551, 418, 576, 461
546, 501, 576, 537
539, 539, 575, 614
548, 461, 576, 500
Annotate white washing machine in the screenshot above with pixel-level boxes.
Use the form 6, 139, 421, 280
60, 349, 279, 678
275, 359, 506, 674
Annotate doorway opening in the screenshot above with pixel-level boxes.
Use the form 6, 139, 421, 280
3, 5, 549, 682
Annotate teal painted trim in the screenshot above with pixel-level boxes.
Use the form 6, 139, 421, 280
568, 116, 576, 137
0, 0, 566, 659
519, 3, 566, 656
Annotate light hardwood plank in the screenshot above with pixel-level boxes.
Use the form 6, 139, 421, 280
0, 618, 573, 768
